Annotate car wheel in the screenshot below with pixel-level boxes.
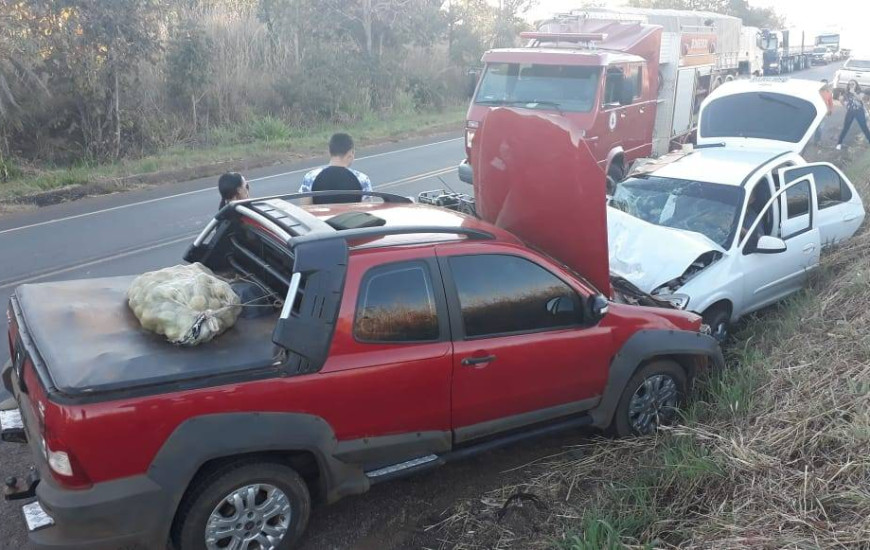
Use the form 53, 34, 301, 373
702, 306, 730, 343
173, 461, 311, 550
609, 360, 687, 438
606, 160, 625, 195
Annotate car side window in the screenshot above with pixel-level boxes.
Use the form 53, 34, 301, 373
448, 254, 583, 338
354, 261, 439, 343
603, 66, 625, 106
784, 165, 852, 209
627, 64, 643, 99
782, 180, 812, 239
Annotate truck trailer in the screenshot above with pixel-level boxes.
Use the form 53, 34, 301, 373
760, 27, 815, 74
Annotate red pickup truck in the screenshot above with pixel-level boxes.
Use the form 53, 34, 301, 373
1, 114, 722, 550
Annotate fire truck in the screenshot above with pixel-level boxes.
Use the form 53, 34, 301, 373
458, 8, 749, 188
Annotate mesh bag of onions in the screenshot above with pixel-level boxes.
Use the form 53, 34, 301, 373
127, 263, 242, 346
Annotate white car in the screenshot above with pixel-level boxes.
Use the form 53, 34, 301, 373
608, 79, 865, 340
834, 56, 870, 96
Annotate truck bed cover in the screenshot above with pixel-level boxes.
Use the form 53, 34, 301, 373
14, 276, 279, 400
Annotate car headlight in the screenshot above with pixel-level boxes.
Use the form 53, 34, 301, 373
656, 293, 690, 310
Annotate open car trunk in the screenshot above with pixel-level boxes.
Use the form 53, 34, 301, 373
697, 79, 826, 152
471, 107, 611, 295
11, 276, 280, 401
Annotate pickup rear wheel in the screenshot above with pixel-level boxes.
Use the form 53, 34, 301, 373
610, 360, 687, 437
173, 461, 311, 550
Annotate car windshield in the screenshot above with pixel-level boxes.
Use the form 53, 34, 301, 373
475, 62, 600, 113
610, 176, 745, 248
845, 59, 870, 69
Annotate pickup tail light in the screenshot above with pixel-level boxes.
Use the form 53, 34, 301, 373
42, 429, 92, 490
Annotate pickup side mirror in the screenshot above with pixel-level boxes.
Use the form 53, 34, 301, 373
587, 294, 610, 323
752, 235, 788, 254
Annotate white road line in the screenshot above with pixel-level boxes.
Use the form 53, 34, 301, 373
0, 234, 197, 290
0, 137, 462, 237
0, 165, 457, 288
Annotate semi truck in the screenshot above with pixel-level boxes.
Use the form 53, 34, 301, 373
760, 28, 815, 74
458, 8, 750, 188
816, 32, 842, 59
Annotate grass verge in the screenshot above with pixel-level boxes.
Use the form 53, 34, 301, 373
420, 146, 870, 550
0, 106, 465, 204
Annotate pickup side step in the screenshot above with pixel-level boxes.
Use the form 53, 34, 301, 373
0, 409, 26, 444
366, 414, 594, 485
365, 454, 441, 482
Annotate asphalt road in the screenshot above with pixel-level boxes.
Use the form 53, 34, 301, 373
0, 61, 843, 549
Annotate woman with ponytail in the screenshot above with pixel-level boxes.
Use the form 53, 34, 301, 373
217, 172, 249, 209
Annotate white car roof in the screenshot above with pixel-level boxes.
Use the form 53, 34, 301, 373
642, 147, 792, 186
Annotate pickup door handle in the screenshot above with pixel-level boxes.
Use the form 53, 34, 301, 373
802, 243, 816, 253
461, 355, 496, 366
844, 214, 857, 222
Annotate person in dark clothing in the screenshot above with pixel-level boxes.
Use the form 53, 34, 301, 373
836, 80, 870, 150
217, 172, 249, 209
299, 133, 372, 204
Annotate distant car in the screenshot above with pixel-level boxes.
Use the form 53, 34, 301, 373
812, 47, 833, 65
834, 56, 870, 97
608, 79, 866, 341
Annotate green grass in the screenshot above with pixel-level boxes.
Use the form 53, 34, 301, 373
0, 105, 466, 202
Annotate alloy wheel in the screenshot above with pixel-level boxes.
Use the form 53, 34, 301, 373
628, 374, 679, 435
205, 483, 292, 550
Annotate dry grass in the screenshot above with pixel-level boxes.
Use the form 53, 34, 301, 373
420, 146, 870, 550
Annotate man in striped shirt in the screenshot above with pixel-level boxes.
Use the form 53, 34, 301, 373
299, 133, 373, 204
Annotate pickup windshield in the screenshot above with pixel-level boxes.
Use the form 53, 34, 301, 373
610, 176, 744, 248
475, 62, 600, 113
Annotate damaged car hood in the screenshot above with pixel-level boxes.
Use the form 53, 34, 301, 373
608, 207, 725, 292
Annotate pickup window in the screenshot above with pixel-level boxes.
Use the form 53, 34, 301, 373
448, 254, 583, 338
354, 261, 440, 343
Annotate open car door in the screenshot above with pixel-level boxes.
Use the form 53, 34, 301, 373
697, 79, 826, 152
736, 173, 821, 313
471, 107, 610, 295
777, 163, 865, 246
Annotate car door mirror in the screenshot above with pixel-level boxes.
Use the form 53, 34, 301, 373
587, 294, 610, 323
753, 235, 788, 254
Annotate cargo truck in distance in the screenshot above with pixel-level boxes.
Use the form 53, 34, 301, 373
760, 28, 815, 74
816, 32, 841, 60
458, 8, 753, 189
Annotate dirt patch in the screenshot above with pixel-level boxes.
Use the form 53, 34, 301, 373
1, 121, 462, 210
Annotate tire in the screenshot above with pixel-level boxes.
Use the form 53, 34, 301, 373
172, 461, 311, 550
609, 360, 688, 438
702, 305, 731, 344
606, 160, 625, 195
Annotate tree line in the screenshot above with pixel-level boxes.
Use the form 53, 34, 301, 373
0, 0, 533, 172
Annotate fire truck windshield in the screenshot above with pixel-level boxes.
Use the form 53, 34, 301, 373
475, 63, 600, 113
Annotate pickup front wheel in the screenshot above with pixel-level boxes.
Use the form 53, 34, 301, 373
610, 360, 687, 437
173, 461, 311, 550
